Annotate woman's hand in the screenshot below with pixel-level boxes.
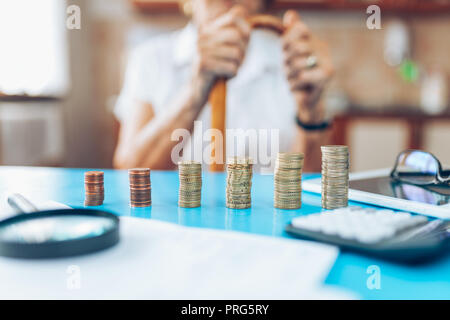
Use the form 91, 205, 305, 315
282, 10, 334, 124
193, 5, 251, 100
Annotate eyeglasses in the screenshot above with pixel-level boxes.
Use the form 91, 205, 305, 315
390, 150, 450, 186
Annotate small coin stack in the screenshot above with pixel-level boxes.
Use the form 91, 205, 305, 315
274, 152, 304, 209
84, 171, 104, 206
226, 157, 253, 209
178, 161, 202, 208
129, 168, 151, 207
321, 145, 349, 209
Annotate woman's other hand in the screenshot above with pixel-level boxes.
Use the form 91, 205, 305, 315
193, 5, 251, 97
282, 10, 334, 124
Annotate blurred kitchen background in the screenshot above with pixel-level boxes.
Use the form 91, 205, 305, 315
0, 0, 449, 171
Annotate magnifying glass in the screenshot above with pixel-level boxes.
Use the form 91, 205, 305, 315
0, 194, 120, 259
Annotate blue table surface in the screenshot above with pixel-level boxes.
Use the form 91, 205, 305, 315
1, 166, 449, 299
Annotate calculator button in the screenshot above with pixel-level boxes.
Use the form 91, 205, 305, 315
291, 207, 429, 245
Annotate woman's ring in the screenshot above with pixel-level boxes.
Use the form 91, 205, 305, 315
306, 55, 318, 69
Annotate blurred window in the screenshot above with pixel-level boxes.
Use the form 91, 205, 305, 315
0, 0, 68, 97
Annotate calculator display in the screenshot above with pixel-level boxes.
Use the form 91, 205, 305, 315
349, 176, 450, 206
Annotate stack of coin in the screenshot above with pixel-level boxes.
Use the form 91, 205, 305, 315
178, 161, 202, 208
321, 145, 349, 209
226, 157, 253, 209
274, 152, 304, 209
84, 171, 104, 206
129, 168, 151, 207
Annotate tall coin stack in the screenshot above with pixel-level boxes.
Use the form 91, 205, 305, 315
129, 168, 151, 207
274, 152, 304, 209
178, 161, 202, 208
84, 171, 104, 206
226, 157, 253, 209
321, 145, 349, 209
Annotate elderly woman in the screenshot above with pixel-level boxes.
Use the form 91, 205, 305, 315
113, 0, 334, 172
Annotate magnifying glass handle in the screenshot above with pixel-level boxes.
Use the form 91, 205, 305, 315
7, 193, 39, 214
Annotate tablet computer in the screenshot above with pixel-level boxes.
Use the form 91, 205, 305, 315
302, 168, 450, 220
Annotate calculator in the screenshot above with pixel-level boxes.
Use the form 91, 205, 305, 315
285, 207, 450, 263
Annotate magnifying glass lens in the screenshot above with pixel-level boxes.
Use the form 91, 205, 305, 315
0, 215, 116, 244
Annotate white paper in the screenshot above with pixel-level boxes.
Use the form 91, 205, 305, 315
0, 193, 72, 220
36, 200, 72, 211
0, 217, 354, 299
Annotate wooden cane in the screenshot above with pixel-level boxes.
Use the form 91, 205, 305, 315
209, 15, 285, 171
209, 78, 227, 172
